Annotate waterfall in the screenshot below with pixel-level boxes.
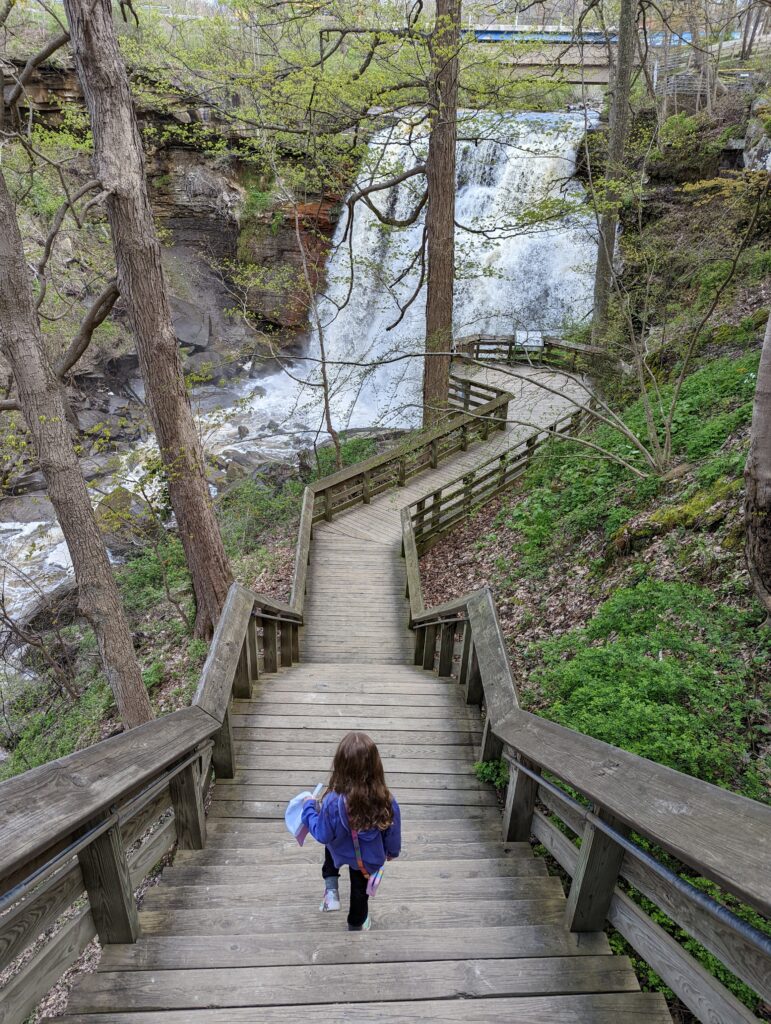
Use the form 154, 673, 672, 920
0, 109, 597, 619
308, 109, 598, 429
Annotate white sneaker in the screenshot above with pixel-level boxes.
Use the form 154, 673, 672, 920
320, 888, 341, 912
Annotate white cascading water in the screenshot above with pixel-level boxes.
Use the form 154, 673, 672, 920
0, 110, 597, 619
304, 109, 598, 428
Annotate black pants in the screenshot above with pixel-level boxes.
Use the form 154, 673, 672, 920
322, 847, 368, 928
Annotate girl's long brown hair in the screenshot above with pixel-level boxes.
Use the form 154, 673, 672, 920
328, 732, 394, 831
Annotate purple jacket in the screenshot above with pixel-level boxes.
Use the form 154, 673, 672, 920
301, 791, 401, 874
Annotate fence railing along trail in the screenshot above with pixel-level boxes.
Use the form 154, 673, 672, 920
401, 451, 771, 1024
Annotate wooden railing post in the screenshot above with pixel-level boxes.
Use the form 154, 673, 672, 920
480, 713, 502, 762
280, 622, 293, 667
437, 622, 456, 677
78, 823, 139, 944
291, 622, 300, 662
212, 707, 235, 779
246, 615, 259, 682
465, 643, 483, 705
422, 623, 438, 671
263, 619, 278, 673
565, 807, 626, 932
324, 490, 333, 522
498, 402, 508, 430
502, 755, 539, 842
463, 472, 474, 514
458, 624, 472, 688
169, 761, 206, 850
430, 488, 442, 535
430, 438, 438, 468
398, 456, 406, 486
460, 422, 468, 451
414, 625, 426, 666
362, 470, 371, 504
232, 639, 251, 699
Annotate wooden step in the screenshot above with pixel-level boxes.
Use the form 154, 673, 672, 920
234, 741, 480, 760
139, 896, 571, 935
208, 801, 499, 821
173, 840, 530, 866
232, 756, 480, 775
49, 991, 673, 1022
98, 924, 609, 971
65, 956, 640, 1013
227, 769, 487, 789
140, 876, 564, 910
162, 857, 547, 883
203, 817, 502, 843
211, 784, 498, 806
233, 727, 482, 745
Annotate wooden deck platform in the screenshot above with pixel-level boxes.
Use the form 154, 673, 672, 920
53, 367, 669, 1023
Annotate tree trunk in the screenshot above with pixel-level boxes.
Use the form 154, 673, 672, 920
62, 0, 232, 637
745, 311, 771, 624
0, 171, 152, 728
591, 0, 637, 344
423, 0, 460, 427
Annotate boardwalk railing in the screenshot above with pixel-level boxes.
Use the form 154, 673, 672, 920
0, 583, 299, 1024
402, 508, 771, 1024
407, 404, 595, 554
455, 333, 624, 374
0, 371, 515, 1024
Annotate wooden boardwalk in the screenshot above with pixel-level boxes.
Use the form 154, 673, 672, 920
54, 366, 670, 1023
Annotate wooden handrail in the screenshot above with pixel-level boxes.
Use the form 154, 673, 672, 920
402, 435, 771, 1021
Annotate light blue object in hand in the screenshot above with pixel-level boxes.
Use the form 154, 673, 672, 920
285, 782, 323, 845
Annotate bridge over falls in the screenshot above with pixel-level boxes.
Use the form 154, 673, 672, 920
1, 351, 769, 1024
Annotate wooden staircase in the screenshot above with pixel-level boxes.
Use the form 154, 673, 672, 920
55, 658, 668, 1021
51, 365, 668, 1022
4, 360, 768, 1024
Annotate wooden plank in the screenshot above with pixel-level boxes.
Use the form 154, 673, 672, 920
49, 993, 672, 1024
235, 741, 478, 761
127, 818, 176, 887
138, 897, 570, 936
289, 487, 314, 613
211, 707, 235, 780
142, 876, 563, 910
231, 642, 251, 700
262, 619, 278, 673
208, 801, 498, 821
98, 924, 608, 972
531, 812, 757, 1024
502, 759, 537, 843
67, 955, 638, 1012
466, 589, 519, 728
0, 705, 214, 889
193, 583, 254, 722
168, 763, 205, 851
225, 769, 483, 788
163, 858, 546, 884
437, 622, 456, 677
211, 785, 497, 807
174, 839, 532, 866
0, 907, 96, 1024
564, 809, 625, 932
230, 714, 480, 733
500, 707, 771, 914
0, 859, 84, 972
77, 823, 138, 944
233, 727, 482, 745
279, 623, 293, 668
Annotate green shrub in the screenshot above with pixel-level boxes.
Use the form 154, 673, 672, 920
118, 538, 190, 613
526, 581, 766, 797
474, 758, 509, 790
142, 660, 166, 689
